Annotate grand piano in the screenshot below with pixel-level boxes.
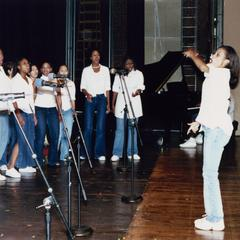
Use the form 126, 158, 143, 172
142, 51, 200, 144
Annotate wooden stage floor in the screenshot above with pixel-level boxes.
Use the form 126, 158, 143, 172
0, 133, 240, 240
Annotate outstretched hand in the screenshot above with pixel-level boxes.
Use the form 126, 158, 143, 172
183, 49, 199, 58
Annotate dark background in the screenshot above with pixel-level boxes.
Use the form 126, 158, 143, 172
0, 0, 66, 71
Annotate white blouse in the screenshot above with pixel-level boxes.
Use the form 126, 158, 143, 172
112, 69, 145, 119
61, 79, 76, 111
11, 73, 35, 114
80, 64, 111, 97
196, 64, 233, 136
0, 66, 12, 111
35, 75, 57, 108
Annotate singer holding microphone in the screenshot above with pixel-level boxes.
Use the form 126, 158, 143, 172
111, 57, 145, 162
35, 62, 61, 167
11, 58, 37, 173
80, 49, 111, 161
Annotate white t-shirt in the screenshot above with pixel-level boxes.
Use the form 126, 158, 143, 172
11, 73, 35, 114
196, 64, 233, 136
0, 66, 12, 111
112, 69, 145, 119
35, 75, 57, 108
61, 80, 76, 111
80, 64, 111, 97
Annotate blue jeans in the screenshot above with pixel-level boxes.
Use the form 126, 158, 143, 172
1, 114, 18, 165
202, 127, 231, 222
58, 109, 73, 161
0, 114, 9, 161
83, 94, 107, 158
35, 107, 59, 166
15, 112, 35, 168
112, 117, 138, 157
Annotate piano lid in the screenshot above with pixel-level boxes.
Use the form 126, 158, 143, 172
143, 51, 185, 93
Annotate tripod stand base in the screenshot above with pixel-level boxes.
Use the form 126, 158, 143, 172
73, 225, 93, 237
121, 194, 143, 204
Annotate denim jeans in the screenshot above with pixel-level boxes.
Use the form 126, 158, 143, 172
15, 112, 35, 168
202, 127, 231, 222
112, 117, 138, 157
58, 109, 73, 161
35, 107, 59, 166
1, 114, 17, 165
82, 94, 107, 158
0, 114, 9, 161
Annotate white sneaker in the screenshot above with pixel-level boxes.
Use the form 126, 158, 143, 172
0, 164, 8, 171
128, 154, 141, 160
111, 155, 120, 162
196, 134, 203, 145
19, 167, 36, 173
179, 137, 197, 148
80, 156, 86, 160
194, 217, 225, 231
5, 168, 21, 178
98, 156, 106, 161
26, 167, 37, 173
0, 173, 6, 181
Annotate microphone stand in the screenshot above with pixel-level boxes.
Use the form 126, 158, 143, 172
36, 196, 54, 240
64, 79, 93, 169
116, 77, 129, 173
117, 73, 143, 204
55, 85, 93, 237
5, 100, 74, 240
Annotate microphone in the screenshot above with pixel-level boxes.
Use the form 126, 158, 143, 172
35, 78, 65, 88
0, 92, 25, 102
110, 68, 128, 76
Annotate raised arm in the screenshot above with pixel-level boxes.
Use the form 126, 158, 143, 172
183, 49, 209, 73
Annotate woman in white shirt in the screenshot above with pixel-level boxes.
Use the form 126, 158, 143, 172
185, 46, 239, 231
0, 62, 21, 178
0, 49, 10, 180
57, 65, 76, 162
111, 57, 145, 161
35, 62, 61, 166
80, 49, 111, 161
12, 58, 37, 173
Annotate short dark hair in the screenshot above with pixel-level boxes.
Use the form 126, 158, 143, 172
41, 62, 52, 68
220, 45, 240, 89
122, 56, 136, 69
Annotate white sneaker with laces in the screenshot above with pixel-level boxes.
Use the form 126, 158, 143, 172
0, 164, 8, 171
194, 217, 225, 231
19, 167, 36, 173
6, 168, 21, 178
0, 173, 6, 181
98, 156, 106, 161
179, 137, 197, 148
128, 154, 141, 160
111, 155, 120, 162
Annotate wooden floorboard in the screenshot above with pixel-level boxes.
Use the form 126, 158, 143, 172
1, 134, 240, 240
125, 139, 240, 240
